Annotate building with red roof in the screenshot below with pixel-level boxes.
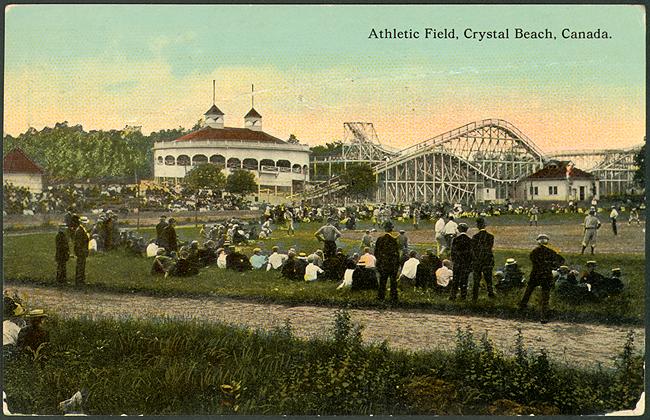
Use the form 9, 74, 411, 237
3, 148, 45, 193
513, 160, 599, 202
153, 97, 310, 201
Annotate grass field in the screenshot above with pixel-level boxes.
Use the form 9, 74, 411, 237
3, 215, 645, 325
2, 312, 643, 415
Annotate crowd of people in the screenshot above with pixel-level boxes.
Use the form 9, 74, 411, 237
46, 194, 632, 324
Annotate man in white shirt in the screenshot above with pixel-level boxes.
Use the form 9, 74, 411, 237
358, 247, 377, 268
146, 240, 159, 257
443, 215, 459, 254
609, 206, 619, 236
434, 213, 447, 254
435, 259, 453, 289
267, 246, 288, 271
399, 250, 420, 287
304, 256, 324, 281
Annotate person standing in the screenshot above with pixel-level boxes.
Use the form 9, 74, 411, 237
285, 209, 295, 236
471, 217, 495, 302
443, 215, 459, 255
412, 207, 420, 230
374, 221, 400, 302
434, 213, 446, 255
449, 223, 472, 300
581, 209, 601, 255
398, 230, 409, 260
609, 205, 619, 236
155, 215, 168, 246
70, 215, 89, 286
528, 205, 539, 227
164, 218, 178, 253
55, 224, 70, 284
314, 218, 342, 259
519, 234, 565, 323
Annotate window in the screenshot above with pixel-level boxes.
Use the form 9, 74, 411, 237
530, 186, 538, 196
548, 186, 558, 195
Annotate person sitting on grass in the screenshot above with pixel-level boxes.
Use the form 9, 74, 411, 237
267, 246, 288, 271
216, 247, 228, 269
358, 247, 377, 269
187, 241, 201, 272
308, 249, 324, 268
146, 239, 159, 258
554, 266, 592, 304
337, 258, 357, 290
281, 249, 299, 280
304, 255, 324, 281
351, 259, 379, 291
295, 252, 309, 280
399, 250, 420, 288
16, 310, 49, 352
495, 258, 526, 293
580, 261, 608, 298
226, 246, 252, 272
174, 250, 199, 277
416, 249, 442, 289
434, 259, 453, 291
151, 248, 176, 277
198, 240, 218, 267
250, 248, 268, 270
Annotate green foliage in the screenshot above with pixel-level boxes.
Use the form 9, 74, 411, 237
339, 163, 377, 200
309, 141, 343, 158
225, 169, 257, 200
287, 134, 300, 144
182, 164, 226, 193
2, 123, 187, 182
633, 140, 645, 187
3, 315, 643, 415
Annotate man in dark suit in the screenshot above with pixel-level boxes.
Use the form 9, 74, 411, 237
163, 218, 178, 253
155, 215, 168, 246
374, 221, 400, 302
55, 224, 70, 283
70, 215, 89, 286
519, 233, 565, 323
449, 223, 473, 300
471, 217, 496, 302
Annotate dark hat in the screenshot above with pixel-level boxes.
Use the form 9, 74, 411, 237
383, 221, 394, 231
168, 218, 176, 223
476, 217, 486, 227
458, 223, 469, 232
70, 214, 80, 225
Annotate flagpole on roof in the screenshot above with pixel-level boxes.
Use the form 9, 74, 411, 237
212, 80, 215, 105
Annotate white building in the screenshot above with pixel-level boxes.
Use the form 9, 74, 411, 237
513, 160, 599, 203
3, 148, 45, 193
153, 102, 310, 200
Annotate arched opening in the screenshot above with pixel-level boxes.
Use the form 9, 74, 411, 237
243, 158, 259, 170
192, 154, 208, 165
227, 157, 241, 169
157, 156, 164, 165
302, 165, 309, 174
177, 155, 190, 166
165, 155, 176, 166
210, 154, 225, 166
292, 164, 302, 173
276, 160, 291, 172
260, 159, 275, 168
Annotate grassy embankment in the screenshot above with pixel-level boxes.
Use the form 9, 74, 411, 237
3, 218, 644, 325
3, 311, 643, 415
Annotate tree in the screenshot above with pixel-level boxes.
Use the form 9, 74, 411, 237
633, 138, 645, 188
339, 163, 377, 201
183, 164, 226, 192
225, 169, 258, 204
287, 134, 300, 144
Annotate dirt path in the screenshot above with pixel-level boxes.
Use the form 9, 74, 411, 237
342, 223, 645, 254
7, 283, 643, 369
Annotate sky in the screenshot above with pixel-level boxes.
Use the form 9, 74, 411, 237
4, 5, 646, 152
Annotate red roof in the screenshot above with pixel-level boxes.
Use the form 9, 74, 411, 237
174, 127, 286, 144
526, 161, 594, 180
3, 148, 44, 174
